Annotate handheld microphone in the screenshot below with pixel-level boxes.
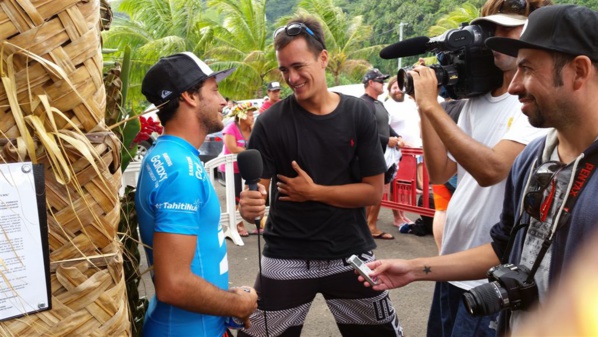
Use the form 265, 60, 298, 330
379, 36, 430, 59
237, 149, 263, 191
237, 149, 270, 336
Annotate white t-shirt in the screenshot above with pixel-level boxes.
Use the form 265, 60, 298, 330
441, 92, 548, 291
384, 97, 422, 148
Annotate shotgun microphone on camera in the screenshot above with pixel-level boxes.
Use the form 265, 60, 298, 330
380, 36, 430, 59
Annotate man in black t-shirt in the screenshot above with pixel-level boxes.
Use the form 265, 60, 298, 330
360, 69, 404, 241
238, 14, 403, 337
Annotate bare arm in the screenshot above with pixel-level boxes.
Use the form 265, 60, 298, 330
152, 232, 257, 320
223, 134, 245, 154
277, 161, 383, 208
359, 243, 500, 290
412, 66, 525, 187
420, 109, 458, 184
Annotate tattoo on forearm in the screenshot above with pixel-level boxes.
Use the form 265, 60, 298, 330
423, 266, 432, 274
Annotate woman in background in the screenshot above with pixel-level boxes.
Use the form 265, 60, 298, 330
219, 102, 256, 236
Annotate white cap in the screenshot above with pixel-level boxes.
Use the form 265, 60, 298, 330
471, 13, 527, 27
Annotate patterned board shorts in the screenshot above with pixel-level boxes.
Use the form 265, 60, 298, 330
237, 252, 404, 337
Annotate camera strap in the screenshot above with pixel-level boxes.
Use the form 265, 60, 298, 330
500, 146, 598, 335
503, 144, 598, 277
525, 150, 598, 281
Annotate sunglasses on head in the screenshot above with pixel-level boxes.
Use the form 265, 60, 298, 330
524, 161, 565, 221
273, 23, 327, 50
498, 0, 527, 15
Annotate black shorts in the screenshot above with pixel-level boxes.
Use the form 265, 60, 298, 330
238, 252, 403, 337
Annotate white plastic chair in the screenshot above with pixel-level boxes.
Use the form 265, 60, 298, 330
203, 154, 249, 246
120, 161, 142, 196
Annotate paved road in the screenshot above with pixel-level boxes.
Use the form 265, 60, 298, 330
138, 186, 437, 336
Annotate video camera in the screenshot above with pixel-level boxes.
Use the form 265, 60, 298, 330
381, 23, 503, 99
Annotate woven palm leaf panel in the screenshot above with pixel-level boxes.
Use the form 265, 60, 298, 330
0, 0, 130, 334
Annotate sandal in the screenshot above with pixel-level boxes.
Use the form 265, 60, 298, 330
372, 232, 395, 240
250, 228, 264, 235
237, 226, 249, 237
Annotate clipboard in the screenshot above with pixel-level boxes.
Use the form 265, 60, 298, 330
0, 162, 51, 321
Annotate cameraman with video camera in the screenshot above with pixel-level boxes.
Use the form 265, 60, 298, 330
357, 3, 598, 337
419, 1, 550, 336
371, 1, 550, 336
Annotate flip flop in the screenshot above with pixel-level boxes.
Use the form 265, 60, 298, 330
249, 228, 264, 235
372, 232, 395, 240
237, 228, 249, 237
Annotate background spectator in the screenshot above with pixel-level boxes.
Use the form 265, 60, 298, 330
220, 102, 257, 236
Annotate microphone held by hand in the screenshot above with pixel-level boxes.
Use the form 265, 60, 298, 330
237, 149, 263, 191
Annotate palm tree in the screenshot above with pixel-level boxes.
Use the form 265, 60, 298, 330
420, 2, 480, 66
102, 0, 216, 106
290, 0, 384, 86
200, 0, 281, 99
428, 3, 480, 36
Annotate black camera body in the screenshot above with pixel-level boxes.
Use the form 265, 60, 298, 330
462, 263, 539, 317
398, 23, 503, 99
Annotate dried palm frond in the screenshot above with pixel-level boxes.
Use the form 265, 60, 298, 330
1, 0, 106, 137
0, 0, 130, 334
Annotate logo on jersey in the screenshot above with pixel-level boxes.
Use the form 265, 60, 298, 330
187, 156, 207, 180
155, 201, 199, 212
151, 155, 168, 183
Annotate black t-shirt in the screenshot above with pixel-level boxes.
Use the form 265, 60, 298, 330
248, 93, 386, 259
360, 94, 399, 150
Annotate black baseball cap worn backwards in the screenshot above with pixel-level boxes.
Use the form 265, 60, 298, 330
142, 52, 235, 106
486, 5, 598, 62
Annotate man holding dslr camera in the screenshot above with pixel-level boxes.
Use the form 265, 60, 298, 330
358, 4, 598, 336
405, 0, 549, 336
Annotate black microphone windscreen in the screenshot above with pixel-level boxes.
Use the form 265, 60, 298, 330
237, 149, 263, 183
379, 36, 430, 59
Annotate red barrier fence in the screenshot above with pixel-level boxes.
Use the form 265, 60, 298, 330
381, 147, 435, 217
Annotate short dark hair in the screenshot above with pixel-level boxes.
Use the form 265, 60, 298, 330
550, 51, 598, 87
157, 81, 205, 125
550, 51, 575, 87
274, 15, 325, 58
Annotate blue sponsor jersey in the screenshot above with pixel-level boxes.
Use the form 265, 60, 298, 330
135, 135, 227, 336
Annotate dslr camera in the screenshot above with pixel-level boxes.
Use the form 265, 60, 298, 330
398, 23, 502, 99
462, 263, 539, 316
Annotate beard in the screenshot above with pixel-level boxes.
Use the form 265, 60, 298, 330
527, 110, 546, 128
204, 117, 224, 135
527, 101, 570, 129
205, 120, 224, 134
391, 93, 405, 102
198, 101, 224, 134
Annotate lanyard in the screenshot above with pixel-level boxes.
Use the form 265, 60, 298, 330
503, 149, 598, 283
